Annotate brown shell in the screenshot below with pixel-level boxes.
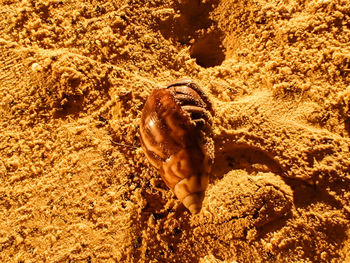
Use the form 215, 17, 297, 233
139, 78, 214, 214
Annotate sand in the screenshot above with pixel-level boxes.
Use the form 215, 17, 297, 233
0, 0, 349, 262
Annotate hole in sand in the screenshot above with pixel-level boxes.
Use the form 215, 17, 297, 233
157, 0, 225, 68
190, 31, 225, 68
53, 94, 84, 118
345, 117, 350, 134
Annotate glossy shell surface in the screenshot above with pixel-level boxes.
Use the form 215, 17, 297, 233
139, 79, 214, 214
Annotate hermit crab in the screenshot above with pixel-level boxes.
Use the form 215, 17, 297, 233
139, 78, 214, 214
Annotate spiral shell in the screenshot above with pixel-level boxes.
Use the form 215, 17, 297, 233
139, 79, 214, 214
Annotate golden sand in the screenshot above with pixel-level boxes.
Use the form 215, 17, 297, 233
0, 0, 349, 262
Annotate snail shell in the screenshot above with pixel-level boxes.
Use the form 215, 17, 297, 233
139, 78, 214, 214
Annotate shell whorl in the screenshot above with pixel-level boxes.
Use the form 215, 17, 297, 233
139, 79, 213, 214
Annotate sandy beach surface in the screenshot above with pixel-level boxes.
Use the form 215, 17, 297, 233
0, 0, 350, 262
